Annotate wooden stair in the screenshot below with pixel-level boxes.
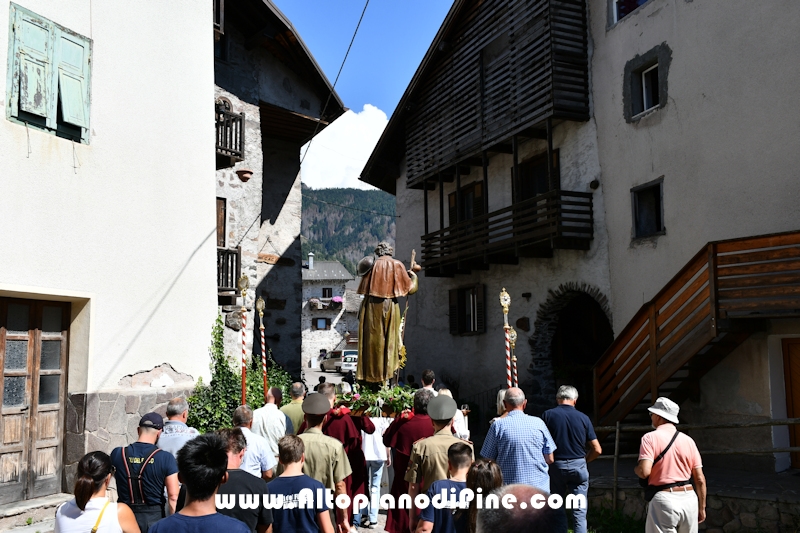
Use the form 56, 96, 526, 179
593, 230, 800, 438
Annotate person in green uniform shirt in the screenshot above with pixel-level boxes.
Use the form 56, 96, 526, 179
298, 393, 353, 533
281, 382, 306, 435
405, 395, 473, 532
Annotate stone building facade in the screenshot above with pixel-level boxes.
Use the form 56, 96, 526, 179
300, 256, 354, 369
212, 1, 344, 378
361, 0, 800, 476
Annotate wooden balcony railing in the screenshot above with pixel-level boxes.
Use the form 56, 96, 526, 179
217, 247, 241, 294
421, 190, 593, 271
594, 230, 800, 427
215, 105, 244, 163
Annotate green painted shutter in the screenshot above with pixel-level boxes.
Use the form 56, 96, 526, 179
55, 30, 90, 129
10, 8, 54, 119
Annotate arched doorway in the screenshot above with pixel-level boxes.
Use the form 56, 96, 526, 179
549, 293, 613, 417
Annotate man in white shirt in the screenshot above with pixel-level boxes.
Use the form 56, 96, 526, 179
252, 387, 287, 462
232, 405, 276, 480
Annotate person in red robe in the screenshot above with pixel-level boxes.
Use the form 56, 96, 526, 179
383, 389, 435, 533
299, 383, 375, 525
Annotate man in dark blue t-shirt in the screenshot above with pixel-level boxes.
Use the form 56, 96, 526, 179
149, 433, 250, 533
111, 412, 179, 533
541, 386, 602, 533
269, 435, 333, 533
417, 442, 471, 533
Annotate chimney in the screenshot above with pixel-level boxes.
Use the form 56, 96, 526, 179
308, 252, 314, 270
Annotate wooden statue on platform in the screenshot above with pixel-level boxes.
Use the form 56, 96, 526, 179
356, 242, 420, 383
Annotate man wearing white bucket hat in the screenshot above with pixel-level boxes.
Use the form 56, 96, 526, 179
634, 397, 707, 533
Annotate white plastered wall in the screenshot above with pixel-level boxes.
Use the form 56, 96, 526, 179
0, 1, 218, 392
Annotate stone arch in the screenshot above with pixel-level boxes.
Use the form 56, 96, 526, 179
523, 283, 612, 414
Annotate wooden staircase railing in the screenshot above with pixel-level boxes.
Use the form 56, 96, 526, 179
594, 230, 800, 428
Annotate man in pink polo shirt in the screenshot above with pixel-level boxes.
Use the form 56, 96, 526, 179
634, 397, 707, 533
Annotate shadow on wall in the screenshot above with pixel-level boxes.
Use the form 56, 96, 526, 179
252, 238, 303, 378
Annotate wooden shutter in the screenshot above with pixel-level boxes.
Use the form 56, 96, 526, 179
475, 284, 486, 333
449, 289, 459, 335
448, 193, 458, 227
325, 319, 332, 330
55, 30, 91, 130
11, 8, 54, 120
473, 182, 485, 217
216, 198, 226, 247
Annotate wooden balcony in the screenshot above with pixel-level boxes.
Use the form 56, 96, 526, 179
215, 104, 244, 170
421, 189, 593, 276
217, 247, 241, 299
594, 230, 800, 430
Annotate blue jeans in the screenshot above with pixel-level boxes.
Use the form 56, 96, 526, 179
550, 458, 589, 533
354, 460, 385, 525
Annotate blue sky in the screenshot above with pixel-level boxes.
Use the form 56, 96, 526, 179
273, 0, 454, 115
272, 1, 454, 190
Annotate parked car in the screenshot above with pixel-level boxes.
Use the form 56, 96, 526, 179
340, 351, 358, 374
320, 350, 343, 372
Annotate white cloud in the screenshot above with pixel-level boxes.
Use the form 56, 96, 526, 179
300, 104, 388, 190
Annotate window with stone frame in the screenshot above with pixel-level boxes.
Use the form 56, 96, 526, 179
322, 288, 333, 299
314, 318, 331, 330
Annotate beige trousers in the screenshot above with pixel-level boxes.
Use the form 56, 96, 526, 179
645, 490, 699, 533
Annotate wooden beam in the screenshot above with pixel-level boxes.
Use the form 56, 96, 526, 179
488, 143, 514, 154
519, 127, 548, 140
439, 172, 444, 231
440, 165, 472, 176
423, 178, 429, 235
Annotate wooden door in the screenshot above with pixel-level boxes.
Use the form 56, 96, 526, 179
0, 298, 69, 504
783, 339, 800, 468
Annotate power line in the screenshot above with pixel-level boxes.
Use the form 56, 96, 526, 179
236, 0, 371, 249
302, 192, 397, 218
300, 0, 371, 166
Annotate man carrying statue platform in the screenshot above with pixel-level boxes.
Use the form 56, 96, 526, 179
356, 242, 419, 383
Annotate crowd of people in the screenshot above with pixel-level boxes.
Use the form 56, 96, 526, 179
53, 370, 707, 533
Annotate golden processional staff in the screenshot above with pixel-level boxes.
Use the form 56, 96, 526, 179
256, 296, 268, 403
499, 288, 519, 388
238, 274, 249, 405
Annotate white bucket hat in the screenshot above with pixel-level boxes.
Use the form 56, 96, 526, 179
648, 397, 680, 424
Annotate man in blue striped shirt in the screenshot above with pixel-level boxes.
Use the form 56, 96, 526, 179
480, 387, 556, 492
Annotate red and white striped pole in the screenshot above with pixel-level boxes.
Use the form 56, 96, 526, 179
504, 327, 512, 388
256, 297, 268, 403
241, 309, 247, 405
500, 288, 512, 388
238, 275, 250, 406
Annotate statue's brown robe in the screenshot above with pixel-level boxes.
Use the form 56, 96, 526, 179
356, 255, 418, 383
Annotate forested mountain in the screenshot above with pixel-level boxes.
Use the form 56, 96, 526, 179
301, 183, 396, 275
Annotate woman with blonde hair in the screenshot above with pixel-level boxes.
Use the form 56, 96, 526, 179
55, 451, 140, 533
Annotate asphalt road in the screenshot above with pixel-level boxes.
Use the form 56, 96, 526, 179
303, 366, 343, 391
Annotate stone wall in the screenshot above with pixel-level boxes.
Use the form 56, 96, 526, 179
589, 486, 800, 533
64, 386, 194, 490
301, 279, 348, 368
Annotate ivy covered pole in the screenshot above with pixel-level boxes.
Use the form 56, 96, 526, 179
238, 274, 250, 406
256, 296, 268, 403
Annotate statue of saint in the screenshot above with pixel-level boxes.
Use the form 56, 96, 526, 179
356, 242, 419, 383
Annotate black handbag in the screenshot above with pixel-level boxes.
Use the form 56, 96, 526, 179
639, 430, 681, 501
